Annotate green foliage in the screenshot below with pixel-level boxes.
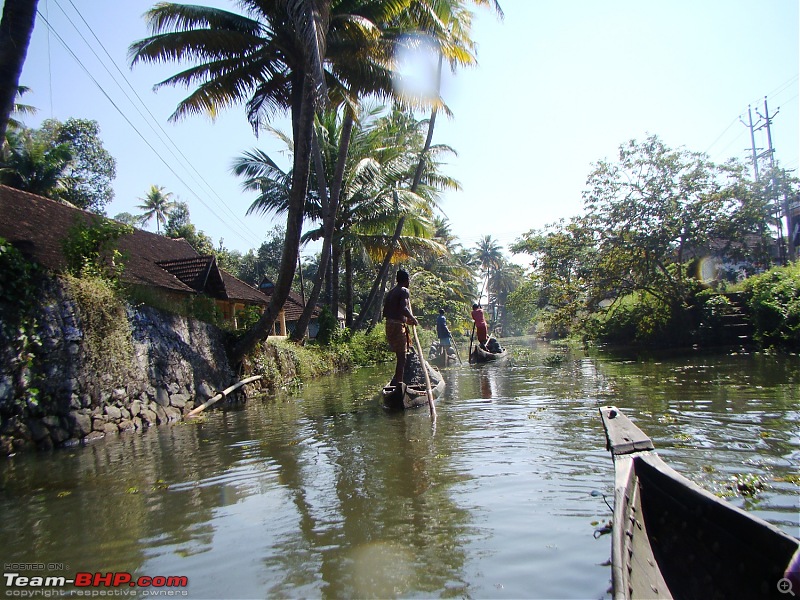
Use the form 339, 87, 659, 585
590, 292, 676, 346
505, 278, 543, 336
741, 262, 800, 350
343, 324, 393, 366
38, 118, 117, 214
229, 226, 288, 286
186, 295, 224, 327
62, 216, 133, 280
62, 274, 133, 383
695, 290, 735, 339
164, 201, 216, 255
0, 128, 72, 196
236, 305, 264, 331
124, 285, 224, 327
315, 305, 342, 346
0, 238, 42, 408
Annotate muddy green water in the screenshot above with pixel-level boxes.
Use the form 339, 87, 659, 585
1, 340, 798, 599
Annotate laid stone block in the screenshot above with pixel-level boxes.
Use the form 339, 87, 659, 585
104, 405, 122, 421
164, 407, 182, 422
170, 393, 189, 409
155, 387, 170, 408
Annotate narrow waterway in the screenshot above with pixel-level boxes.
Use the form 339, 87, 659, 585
1, 340, 798, 599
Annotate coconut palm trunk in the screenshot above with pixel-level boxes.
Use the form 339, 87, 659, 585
0, 0, 39, 143
344, 248, 354, 327
232, 74, 316, 361
290, 109, 354, 341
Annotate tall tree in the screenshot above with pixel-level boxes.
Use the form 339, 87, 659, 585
0, 0, 39, 143
137, 184, 175, 234
38, 118, 117, 214
473, 234, 503, 317
583, 136, 768, 312
130, 0, 393, 361
164, 200, 215, 254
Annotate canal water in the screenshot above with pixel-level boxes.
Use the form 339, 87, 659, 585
1, 340, 798, 599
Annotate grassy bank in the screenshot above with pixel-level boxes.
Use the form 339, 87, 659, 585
243, 325, 396, 392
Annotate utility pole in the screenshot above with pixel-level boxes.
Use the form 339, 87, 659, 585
740, 105, 761, 182
756, 97, 789, 265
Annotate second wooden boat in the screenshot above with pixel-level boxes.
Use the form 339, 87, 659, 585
469, 344, 507, 364
599, 405, 800, 600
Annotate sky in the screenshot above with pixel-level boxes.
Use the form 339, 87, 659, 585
17, 0, 800, 266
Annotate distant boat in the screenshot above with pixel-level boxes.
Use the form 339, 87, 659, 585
599, 405, 800, 600
469, 344, 507, 364
428, 341, 458, 367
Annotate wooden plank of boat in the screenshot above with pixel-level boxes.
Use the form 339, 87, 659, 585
599, 405, 800, 600
469, 345, 508, 364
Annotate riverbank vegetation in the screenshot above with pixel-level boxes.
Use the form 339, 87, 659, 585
508, 137, 799, 352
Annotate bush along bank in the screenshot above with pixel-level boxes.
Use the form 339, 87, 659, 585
585, 262, 800, 352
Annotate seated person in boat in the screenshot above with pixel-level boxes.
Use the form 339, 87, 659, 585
486, 337, 503, 353
436, 309, 453, 351
471, 303, 488, 349
383, 269, 418, 390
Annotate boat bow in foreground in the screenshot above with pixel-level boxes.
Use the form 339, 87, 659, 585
599, 405, 799, 600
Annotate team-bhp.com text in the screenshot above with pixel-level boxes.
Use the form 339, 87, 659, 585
4, 573, 188, 597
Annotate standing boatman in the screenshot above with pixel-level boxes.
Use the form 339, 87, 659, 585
436, 308, 453, 354
382, 269, 418, 392
471, 303, 489, 350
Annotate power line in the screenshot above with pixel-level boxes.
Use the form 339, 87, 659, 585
36, 4, 268, 250
58, 0, 266, 247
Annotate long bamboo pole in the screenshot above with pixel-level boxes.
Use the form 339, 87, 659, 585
187, 375, 263, 418
411, 325, 436, 421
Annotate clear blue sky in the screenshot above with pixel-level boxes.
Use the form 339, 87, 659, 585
18, 0, 800, 264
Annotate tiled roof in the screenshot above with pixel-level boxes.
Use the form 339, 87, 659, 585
0, 185, 275, 307
157, 256, 227, 299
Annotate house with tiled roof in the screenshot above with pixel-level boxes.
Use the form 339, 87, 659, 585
0, 185, 314, 335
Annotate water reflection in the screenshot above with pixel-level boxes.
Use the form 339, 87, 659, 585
0, 341, 797, 599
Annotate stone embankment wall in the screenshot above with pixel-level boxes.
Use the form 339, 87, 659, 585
0, 277, 241, 455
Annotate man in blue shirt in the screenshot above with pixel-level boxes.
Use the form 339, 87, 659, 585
436, 308, 452, 349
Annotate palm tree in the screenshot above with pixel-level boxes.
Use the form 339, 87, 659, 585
0, 0, 40, 142
130, 1, 341, 361
0, 128, 72, 197
130, 0, 500, 356
355, 0, 504, 328
6, 86, 37, 134
473, 234, 504, 318
233, 105, 451, 334
137, 185, 175, 234
489, 258, 524, 334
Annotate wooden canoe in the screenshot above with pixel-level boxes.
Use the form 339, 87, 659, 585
382, 354, 445, 411
599, 405, 800, 600
428, 342, 457, 367
469, 344, 507, 364
382, 375, 445, 410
